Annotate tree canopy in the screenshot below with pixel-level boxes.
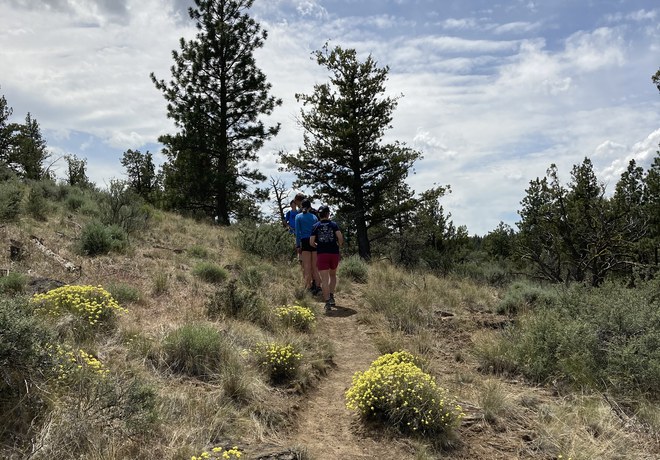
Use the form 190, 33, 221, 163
280, 45, 421, 259
151, 0, 281, 223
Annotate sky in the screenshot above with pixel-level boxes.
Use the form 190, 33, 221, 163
1, 0, 659, 235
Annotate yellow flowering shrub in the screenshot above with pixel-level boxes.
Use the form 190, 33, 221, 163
191, 446, 242, 459
31, 285, 127, 328
49, 344, 110, 383
345, 351, 464, 436
254, 342, 302, 382
275, 304, 315, 332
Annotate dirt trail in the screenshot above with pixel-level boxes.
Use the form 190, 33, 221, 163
278, 296, 415, 459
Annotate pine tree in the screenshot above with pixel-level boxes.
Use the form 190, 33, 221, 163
121, 149, 157, 202
151, 0, 281, 223
7, 113, 50, 180
280, 45, 421, 259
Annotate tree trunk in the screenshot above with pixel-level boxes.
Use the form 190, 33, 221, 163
355, 212, 371, 260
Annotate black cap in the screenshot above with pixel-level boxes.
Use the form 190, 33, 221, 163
318, 205, 330, 215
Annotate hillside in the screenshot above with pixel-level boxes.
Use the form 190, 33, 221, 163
1, 186, 659, 459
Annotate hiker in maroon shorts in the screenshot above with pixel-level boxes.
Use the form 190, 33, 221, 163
310, 205, 344, 311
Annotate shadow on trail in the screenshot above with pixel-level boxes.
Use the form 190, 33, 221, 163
325, 306, 357, 318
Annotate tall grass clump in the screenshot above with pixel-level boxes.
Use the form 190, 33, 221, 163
160, 323, 240, 380
479, 280, 660, 399
338, 254, 369, 283
345, 351, 464, 438
234, 221, 292, 261
187, 244, 209, 259
364, 264, 434, 333
206, 280, 272, 328
192, 262, 228, 284
107, 282, 141, 304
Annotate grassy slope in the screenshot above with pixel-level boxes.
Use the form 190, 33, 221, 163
1, 198, 659, 459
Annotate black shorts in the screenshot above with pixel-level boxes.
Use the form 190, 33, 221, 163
301, 237, 316, 252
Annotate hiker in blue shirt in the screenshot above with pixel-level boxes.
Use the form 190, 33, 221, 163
283, 199, 298, 234
295, 199, 321, 295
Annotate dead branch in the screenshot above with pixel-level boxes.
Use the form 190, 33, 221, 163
30, 235, 81, 273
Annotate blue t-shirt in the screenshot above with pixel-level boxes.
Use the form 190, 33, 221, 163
311, 220, 340, 254
295, 212, 318, 246
284, 209, 299, 233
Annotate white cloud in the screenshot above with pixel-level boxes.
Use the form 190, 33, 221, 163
492, 21, 541, 35
600, 129, 660, 187
441, 18, 479, 30
1, 0, 659, 235
563, 27, 625, 72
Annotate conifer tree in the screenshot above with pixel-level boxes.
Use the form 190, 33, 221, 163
280, 45, 420, 259
151, 0, 281, 223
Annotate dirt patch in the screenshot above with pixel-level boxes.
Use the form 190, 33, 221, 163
273, 293, 416, 459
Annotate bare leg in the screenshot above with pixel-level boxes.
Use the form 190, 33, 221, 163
319, 269, 330, 302
329, 268, 337, 297
312, 251, 321, 288
302, 251, 313, 289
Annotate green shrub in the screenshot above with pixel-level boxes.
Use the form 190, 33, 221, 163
275, 304, 316, 332
99, 180, 151, 237
345, 351, 463, 437
234, 221, 293, 261
453, 260, 513, 287
254, 342, 302, 383
338, 255, 369, 283
192, 262, 228, 284
0, 297, 55, 442
26, 185, 50, 221
65, 192, 86, 211
0, 180, 24, 221
0, 272, 28, 295
160, 323, 239, 380
485, 281, 660, 398
496, 280, 558, 315
79, 221, 128, 256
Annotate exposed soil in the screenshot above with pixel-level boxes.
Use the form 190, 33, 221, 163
274, 292, 416, 459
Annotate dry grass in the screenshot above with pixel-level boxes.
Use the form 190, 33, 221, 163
2, 193, 659, 460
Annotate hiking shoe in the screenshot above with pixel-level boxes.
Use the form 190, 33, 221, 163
324, 300, 332, 312
328, 294, 336, 307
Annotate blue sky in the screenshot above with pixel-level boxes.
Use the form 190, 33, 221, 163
0, 0, 658, 235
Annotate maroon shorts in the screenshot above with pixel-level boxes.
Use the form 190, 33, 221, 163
317, 253, 340, 271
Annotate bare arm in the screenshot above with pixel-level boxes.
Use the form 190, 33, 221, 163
336, 230, 344, 247
310, 235, 317, 247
